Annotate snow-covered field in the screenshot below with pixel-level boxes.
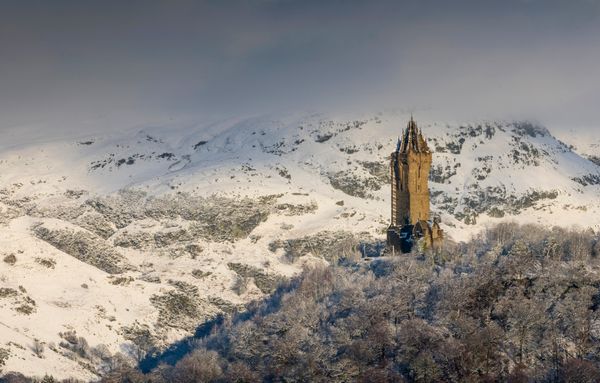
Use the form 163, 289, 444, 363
1, 111, 599, 379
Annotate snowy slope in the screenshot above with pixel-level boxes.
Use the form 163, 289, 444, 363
1, 111, 599, 379
553, 127, 600, 167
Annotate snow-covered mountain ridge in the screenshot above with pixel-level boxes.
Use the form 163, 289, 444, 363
1, 112, 599, 379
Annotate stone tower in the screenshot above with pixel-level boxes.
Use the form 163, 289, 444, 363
387, 116, 443, 253
390, 116, 432, 226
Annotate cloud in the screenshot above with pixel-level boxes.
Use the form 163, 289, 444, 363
0, 0, 599, 130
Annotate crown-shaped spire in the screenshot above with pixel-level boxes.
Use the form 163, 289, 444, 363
398, 116, 430, 153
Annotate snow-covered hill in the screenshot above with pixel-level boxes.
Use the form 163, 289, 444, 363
1, 111, 599, 379
554, 128, 600, 168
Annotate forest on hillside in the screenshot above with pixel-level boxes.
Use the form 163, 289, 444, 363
4, 222, 600, 383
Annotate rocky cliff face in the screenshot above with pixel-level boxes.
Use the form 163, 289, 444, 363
0, 112, 599, 379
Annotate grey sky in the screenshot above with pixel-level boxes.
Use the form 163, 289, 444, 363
1, 0, 599, 130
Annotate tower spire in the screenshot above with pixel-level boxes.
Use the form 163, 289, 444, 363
418, 127, 429, 152
405, 114, 418, 152
400, 127, 407, 152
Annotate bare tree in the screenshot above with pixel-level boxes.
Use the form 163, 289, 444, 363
171, 349, 223, 383
32, 339, 44, 359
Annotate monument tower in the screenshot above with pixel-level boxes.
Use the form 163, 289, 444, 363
387, 116, 443, 253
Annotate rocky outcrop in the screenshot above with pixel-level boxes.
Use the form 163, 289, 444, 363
269, 231, 366, 263
327, 171, 381, 199
32, 224, 129, 274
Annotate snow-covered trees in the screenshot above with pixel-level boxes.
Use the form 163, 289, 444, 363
12, 223, 600, 382
135, 223, 597, 383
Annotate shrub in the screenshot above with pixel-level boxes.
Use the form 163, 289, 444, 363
35, 257, 56, 269
3, 253, 17, 265
32, 339, 44, 358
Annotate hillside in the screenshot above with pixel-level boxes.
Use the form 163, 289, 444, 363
105, 223, 600, 383
1, 112, 600, 379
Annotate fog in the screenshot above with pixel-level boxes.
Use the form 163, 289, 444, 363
1, 0, 599, 133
